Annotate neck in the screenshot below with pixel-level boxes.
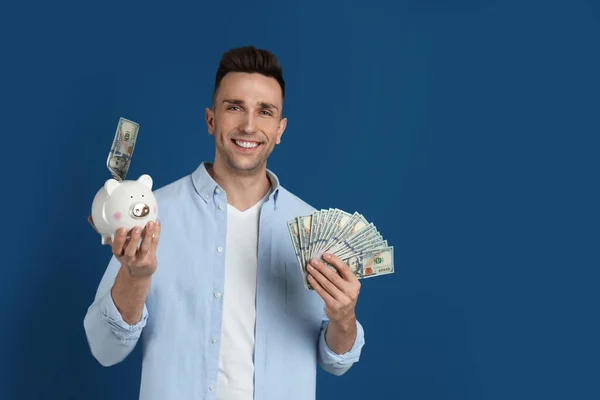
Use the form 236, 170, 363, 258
207, 160, 272, 211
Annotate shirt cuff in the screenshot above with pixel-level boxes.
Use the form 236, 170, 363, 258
99, 289, 148, 340
318, 318, 365, 367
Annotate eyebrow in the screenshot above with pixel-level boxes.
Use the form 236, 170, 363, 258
223, 98, 279, 112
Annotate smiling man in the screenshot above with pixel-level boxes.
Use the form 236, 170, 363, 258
83, 46, 366, 400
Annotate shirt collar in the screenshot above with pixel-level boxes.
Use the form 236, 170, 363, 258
191, 161, 281, 206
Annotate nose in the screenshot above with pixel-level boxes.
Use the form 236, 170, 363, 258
131, 202, 150, 218
240, 113, 257, 134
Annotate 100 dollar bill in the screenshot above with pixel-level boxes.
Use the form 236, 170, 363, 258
107, 117, 139, 181
287, 209, 395, 290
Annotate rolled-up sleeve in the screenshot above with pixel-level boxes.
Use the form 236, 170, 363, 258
317, 318, 365, 376
83, 256, 147, 367
97, 287, 148, 339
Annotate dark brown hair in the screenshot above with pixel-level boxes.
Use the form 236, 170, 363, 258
212, 45, 285, 105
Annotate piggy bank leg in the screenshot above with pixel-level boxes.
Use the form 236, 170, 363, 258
101, 235, 113, 246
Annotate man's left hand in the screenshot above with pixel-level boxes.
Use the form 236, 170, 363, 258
307, 253, 361, 323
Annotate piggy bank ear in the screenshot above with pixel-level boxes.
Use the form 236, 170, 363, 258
104, 179, 120, 195
137, 174, 153, 190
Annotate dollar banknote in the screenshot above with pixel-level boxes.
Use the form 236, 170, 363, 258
287, 209, 394, 290
107, 117, 139, 181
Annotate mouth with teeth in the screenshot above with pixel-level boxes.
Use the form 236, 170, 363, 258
232, 139, 262, 152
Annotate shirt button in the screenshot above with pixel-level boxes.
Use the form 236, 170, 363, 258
215, 188, 221, 193
211, 338, 218, 344
217, 204, 224, 211
214, 292, 221, 298
209, 385, 215, 391
203, 194, 209, 199
217, 246, 223, 252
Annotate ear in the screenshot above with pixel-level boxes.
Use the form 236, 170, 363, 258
276, 117, 287, 144
104, 179, 120, 195
137, 174, 153, 190
205, 107, 215, 135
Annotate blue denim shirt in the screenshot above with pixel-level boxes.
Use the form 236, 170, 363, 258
83, 162, 365, 400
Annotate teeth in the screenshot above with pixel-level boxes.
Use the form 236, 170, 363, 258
235, 140, 259, 149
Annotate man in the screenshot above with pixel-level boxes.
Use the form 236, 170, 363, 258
84, 45, 366, 400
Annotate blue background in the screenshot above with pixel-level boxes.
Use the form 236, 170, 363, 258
1, 0, 598, 399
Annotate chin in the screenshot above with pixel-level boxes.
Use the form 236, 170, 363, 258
227, 157, 266, 173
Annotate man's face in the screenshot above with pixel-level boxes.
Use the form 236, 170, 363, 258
205, 72, 287, 174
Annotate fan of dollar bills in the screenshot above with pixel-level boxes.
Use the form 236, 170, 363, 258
287, 209, 394, 290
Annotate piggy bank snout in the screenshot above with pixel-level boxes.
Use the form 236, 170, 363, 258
131, 202, 151, 218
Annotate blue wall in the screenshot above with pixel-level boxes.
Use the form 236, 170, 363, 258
1, 0, 598, 399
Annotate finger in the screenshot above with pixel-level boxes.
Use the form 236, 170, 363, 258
149, 219, 161, 253
307, 274, 337, 306
307, 260, 346, 301
138, 222, 155, 258
311, 258, 349, 292
323, 253, 358, 283
124, 226, 142, 258
111, 228, 128, 256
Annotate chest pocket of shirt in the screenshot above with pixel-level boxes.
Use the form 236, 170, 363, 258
284, 262, 325, 324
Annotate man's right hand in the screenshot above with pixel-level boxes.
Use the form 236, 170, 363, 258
114, 220, 161, 278
88, 216, 161, 278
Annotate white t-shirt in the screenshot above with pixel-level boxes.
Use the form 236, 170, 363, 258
216, 192, 269, 399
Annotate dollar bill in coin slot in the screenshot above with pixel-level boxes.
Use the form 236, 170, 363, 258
107, 117, 139, 181
91, 116, 158, 246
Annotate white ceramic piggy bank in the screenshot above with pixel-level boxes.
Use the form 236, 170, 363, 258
91, 174, 158, 245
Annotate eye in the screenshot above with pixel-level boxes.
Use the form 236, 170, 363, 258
261, 110, 273, 116
130, 195, 133, 198
228, 106, 240, 111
